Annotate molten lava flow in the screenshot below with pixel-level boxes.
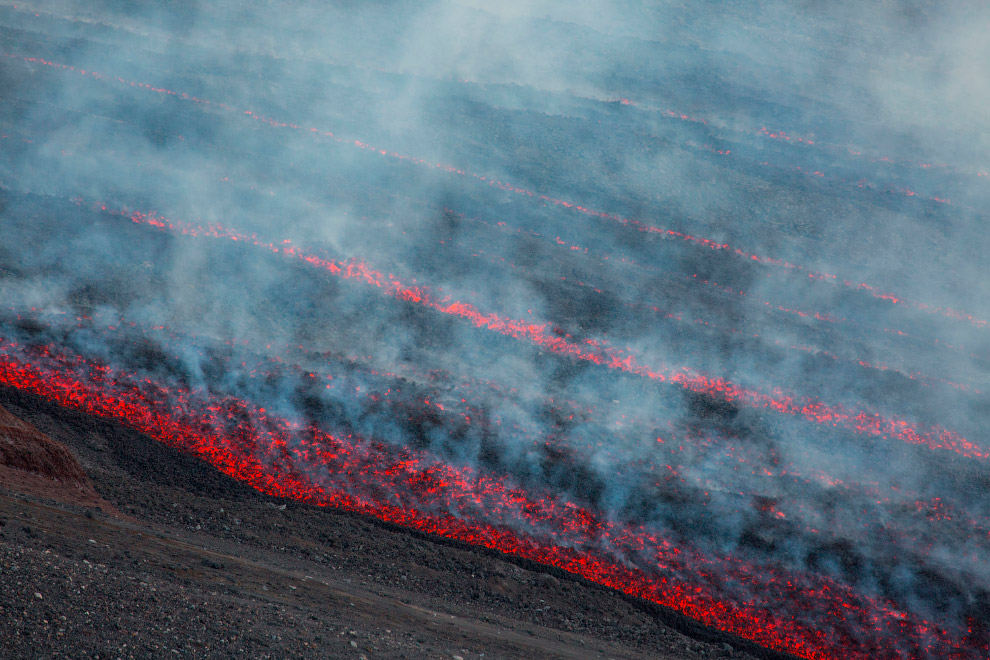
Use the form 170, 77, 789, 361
2, 12, 987, 660
0, 335, 983, 660
4, 2, 983, 191
10, 308, 990, 588
445, 231, 978, 392
5, 127, 976, 372
612, 94, 976, 192
15, 308, 988, 542
106, 204, 985, 462
436, 208, 980, 388
5, 51, 987, 331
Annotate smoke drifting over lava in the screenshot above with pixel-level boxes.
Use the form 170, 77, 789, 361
1, 2, 989, 658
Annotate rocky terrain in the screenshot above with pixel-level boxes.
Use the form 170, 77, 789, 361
2, 2, 987, 658
0, 385, 785, 660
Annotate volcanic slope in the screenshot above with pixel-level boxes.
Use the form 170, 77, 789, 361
1, 2, 989, 659
0, 384, 770, 660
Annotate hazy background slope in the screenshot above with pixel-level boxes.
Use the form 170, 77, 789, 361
1, 1, 989, 656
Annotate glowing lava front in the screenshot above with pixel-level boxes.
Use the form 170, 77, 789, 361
0, 335, 982, 660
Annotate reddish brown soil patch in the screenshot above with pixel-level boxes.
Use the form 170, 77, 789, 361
0, 402, 89, 485
0, 403, 114, 513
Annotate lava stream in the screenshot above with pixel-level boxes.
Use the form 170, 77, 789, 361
0, 336, 982, 659
435, 207, 981, 380
612, 93, 983, 185
6, 117, 966, 367
16, 306, 987, 541
91, 202, 986, 462
6, 51, 987, 331
0, 124, 977, 366
4, 1, 985, 188
441, 220, 978, 393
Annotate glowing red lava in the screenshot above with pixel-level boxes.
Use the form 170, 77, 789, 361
105, 204, 984, 462
5, 51, 986, 331
0, 336, 982, 660
15, 308, 988, 546
437, 208, 980, 390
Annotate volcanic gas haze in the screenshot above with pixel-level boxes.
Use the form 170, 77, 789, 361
1, 1, 988, 658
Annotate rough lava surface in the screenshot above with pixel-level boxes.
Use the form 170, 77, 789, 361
0, 385, 767, 660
